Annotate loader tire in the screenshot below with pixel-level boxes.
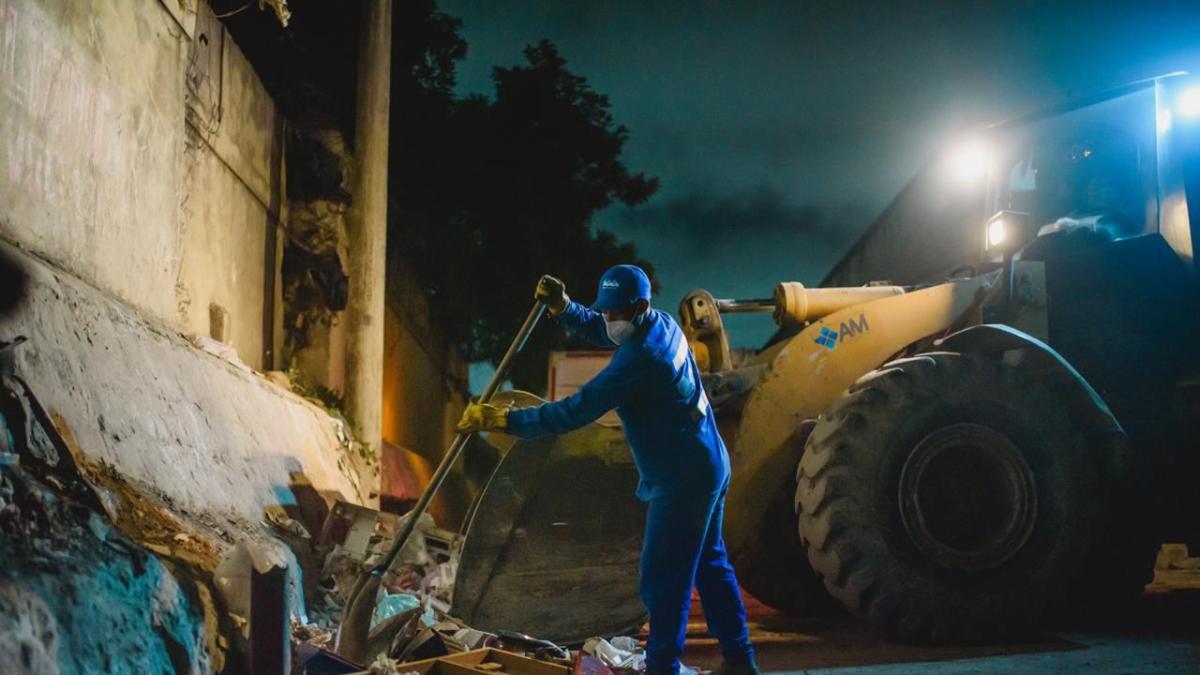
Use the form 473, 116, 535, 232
732, 471, 837, 616
796, 352, 1102, 643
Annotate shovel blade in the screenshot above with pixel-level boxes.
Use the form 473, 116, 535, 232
451, 411, 647, 643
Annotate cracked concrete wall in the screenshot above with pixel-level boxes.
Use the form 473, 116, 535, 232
1, 241, 367, 519
0, 1, 376, 517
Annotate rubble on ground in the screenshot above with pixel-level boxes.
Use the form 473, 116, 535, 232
285, 499, 644, 674
581, 636, 645, 671
0, 449, 651, 674
1, 377, 649, 674
0, 463, 212, 673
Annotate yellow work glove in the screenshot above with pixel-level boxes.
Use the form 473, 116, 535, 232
456, 402, 510, 433
535, 275, 569, 315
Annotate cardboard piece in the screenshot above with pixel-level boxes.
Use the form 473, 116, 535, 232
397, 648, 570, 675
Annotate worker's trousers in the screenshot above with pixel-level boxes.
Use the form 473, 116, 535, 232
640, 483, 753, 675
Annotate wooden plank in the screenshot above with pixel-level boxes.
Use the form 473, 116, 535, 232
395, 649, 570, 675
485, 650, 570, 675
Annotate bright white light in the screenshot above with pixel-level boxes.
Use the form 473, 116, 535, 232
1178, 87, 1200, 118
987, 219, 1007, 248
945, 139, 991, 185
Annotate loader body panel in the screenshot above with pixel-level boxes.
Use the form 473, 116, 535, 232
724, 275, 991, 552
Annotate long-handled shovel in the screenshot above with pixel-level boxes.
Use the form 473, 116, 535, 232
335, 300, 547, 662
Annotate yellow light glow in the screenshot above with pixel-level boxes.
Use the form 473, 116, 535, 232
987, 219, 1007, 248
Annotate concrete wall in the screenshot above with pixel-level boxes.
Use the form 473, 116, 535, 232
382, 267, 468, 461
379, 265, 470, 527
0, 0, 371, 519
0, 0, 281, 370
1, 241, 368, 520
0, 0, 188, 321
0, 0, 462, 519
176, 21, 282, 371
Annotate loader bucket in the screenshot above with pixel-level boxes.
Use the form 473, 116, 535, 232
450, 392, 647, 644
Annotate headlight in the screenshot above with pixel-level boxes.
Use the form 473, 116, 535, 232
984, 210, 1031, 255
987, 218, 1008, 248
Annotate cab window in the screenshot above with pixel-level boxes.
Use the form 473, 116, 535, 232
991, 87, 1159, 241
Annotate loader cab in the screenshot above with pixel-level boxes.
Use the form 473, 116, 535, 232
973, 75, 1200, 437
981, 74, 1199, 272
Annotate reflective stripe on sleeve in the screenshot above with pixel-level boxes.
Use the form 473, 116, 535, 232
671, 335, 689, 371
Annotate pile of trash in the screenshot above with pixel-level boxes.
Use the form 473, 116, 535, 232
0, 433, 653, 675
266, 499, 649, 674
1, 338, 653, 674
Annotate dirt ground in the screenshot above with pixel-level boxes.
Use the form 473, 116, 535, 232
678, 568, 1200, 674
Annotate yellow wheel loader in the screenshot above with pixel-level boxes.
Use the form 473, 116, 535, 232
425, 75, 1198, 646
677, 73, 1200, 642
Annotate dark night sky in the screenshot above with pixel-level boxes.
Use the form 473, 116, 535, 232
440, 0, 1200, 355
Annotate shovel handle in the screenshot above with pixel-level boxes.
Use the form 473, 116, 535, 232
369, 300, 547, 576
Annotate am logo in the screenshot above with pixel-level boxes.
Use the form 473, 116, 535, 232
814, 314, 870, 351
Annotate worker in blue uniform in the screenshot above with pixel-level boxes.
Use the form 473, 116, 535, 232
458, 265, 758, 675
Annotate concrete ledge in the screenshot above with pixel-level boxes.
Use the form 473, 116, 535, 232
0, 241, 370, 520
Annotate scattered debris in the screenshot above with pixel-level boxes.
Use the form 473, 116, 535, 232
214, 536, 309, 627
2, 371, 650, 675
296, 641, 362, 675
581, 636, 645, 671
293, 618, 336, 651
280, 499, 614, 673
362, 654, 420, 675
372, 593, 422, 630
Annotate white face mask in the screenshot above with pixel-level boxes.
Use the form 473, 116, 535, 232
605, 319, 636, 345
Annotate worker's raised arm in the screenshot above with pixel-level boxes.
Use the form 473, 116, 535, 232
555, 301, 615, 348
536, 274, 613, 347
504, 353, 641, 437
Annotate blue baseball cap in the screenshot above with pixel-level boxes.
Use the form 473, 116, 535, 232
592, 264, 651, 311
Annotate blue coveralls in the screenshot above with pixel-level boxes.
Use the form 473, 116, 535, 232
506, 301, 754, 675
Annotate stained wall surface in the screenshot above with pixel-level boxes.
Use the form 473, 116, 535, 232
1, 241, 368, 519
0, 0, 368, 515
0, 0, 280, 370
382, 267, 469, 463
0, 0, 189, 321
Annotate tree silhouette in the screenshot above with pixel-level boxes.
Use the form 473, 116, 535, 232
390, 28, 659, 392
